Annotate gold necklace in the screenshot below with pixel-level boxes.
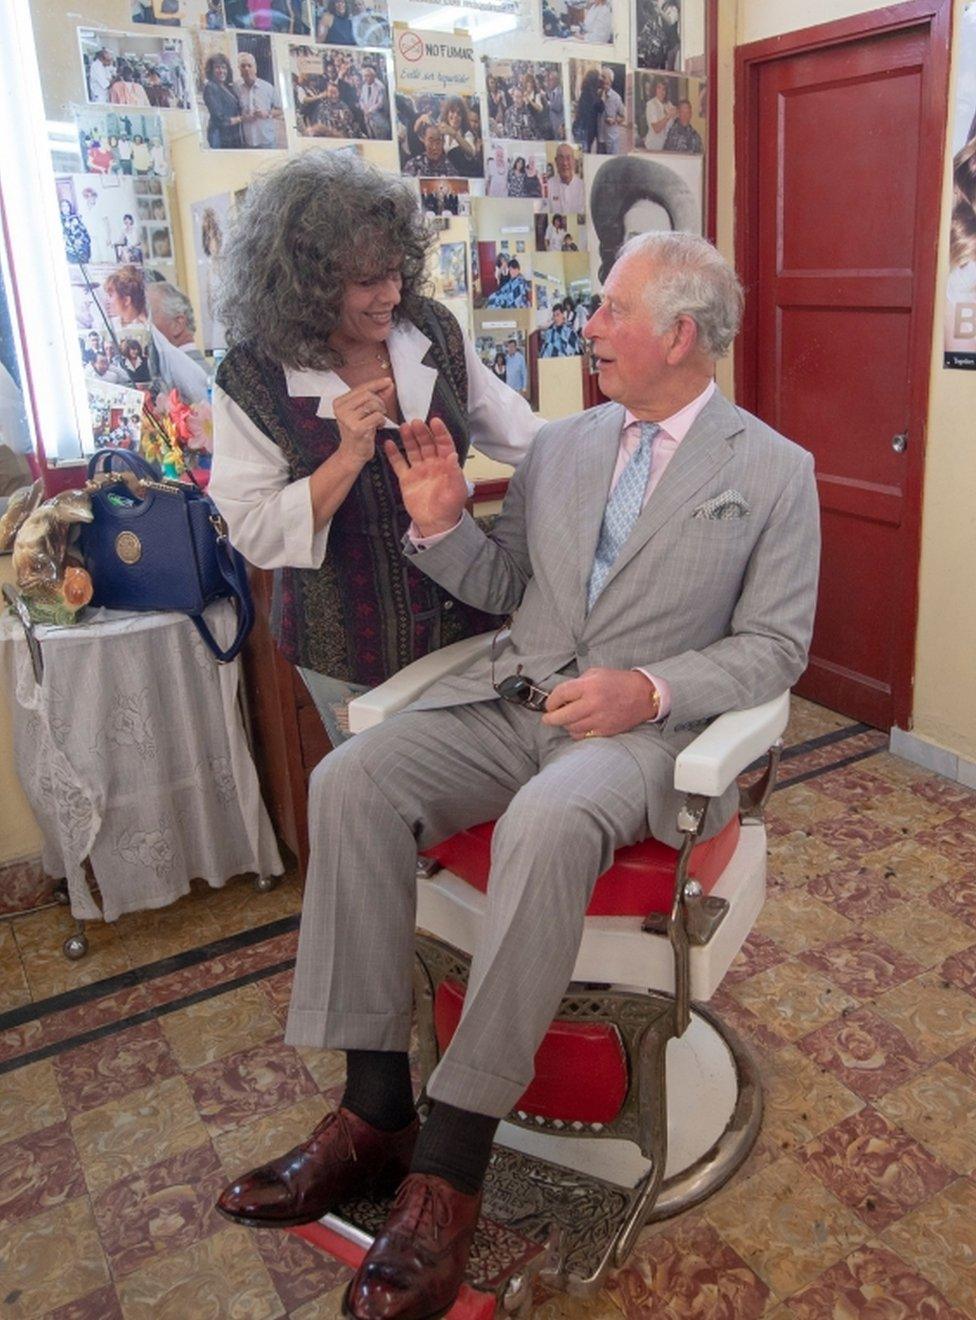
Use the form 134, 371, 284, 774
344, 346, 391, 372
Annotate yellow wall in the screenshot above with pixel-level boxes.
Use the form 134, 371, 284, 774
725, 0, 976, 760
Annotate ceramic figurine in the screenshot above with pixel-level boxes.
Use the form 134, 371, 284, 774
11, 489, 94, 624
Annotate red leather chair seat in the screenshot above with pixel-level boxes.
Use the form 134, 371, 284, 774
434, 977, 629, 1123
423, 814, 740, 917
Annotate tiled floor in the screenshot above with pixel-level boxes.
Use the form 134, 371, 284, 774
1, 697, 975, 1317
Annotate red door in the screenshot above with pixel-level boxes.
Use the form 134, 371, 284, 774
736, 4, 950, 729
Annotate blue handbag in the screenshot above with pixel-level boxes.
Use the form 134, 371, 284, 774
80, 449, 254, 663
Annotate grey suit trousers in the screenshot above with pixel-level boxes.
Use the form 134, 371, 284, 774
284, 699, 673, 1117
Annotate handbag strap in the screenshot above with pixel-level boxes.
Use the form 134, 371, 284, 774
87, 448, 161, 482
189, 533, 255, 664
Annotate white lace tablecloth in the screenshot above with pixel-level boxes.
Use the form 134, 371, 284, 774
0, 602, 283, 922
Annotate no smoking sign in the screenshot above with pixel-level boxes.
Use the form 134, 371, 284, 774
397, 29, 424, 63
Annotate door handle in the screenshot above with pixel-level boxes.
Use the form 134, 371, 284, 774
891, 431, 908, 453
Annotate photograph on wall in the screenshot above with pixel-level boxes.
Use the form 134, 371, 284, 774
75, 108, 169, 178
533, 250, 589, 351
85, 379, 146, 455
569, 60, 630, 156
420, 178, 470, 216
290, 43, 392, 139
314, 0, 391, 48
131, 0, 222, 25
222, 1, 310, 32
438, 240, 469, 297
472, 198, 536, 307
56, 174, 143, 267
634, 72, 704, 153
196, 31, 285, 149
484, 58, 565, 141
484, 141, 548, 200
79, 28, 194, 110
546, 140, 585, 219
583, 151, 701, 287
473, 308, 534, 403
534, 208, 586, 253
397, 93, 484, 178
945, 0, 976, 368
541, 0, 614, 46
634, 0, 680, 71
191, 194, 232, 352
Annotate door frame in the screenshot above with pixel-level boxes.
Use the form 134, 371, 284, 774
734, 0, 952, 730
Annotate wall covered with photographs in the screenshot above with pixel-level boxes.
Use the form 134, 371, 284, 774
31, 0, 710, 480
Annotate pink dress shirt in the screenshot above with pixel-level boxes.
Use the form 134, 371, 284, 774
411, 380, 717, 722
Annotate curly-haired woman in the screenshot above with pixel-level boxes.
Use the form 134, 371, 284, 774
202, 52, 244, 149
210, 151, 542, 746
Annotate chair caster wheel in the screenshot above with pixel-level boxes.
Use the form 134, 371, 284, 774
53, 881, 70, 906
63, 932, 89, 960
253, 875, 277, 893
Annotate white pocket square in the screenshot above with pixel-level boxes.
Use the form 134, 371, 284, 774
692, 489, 750, 520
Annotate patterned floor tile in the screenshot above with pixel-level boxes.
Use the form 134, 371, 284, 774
759, 1045, 863, 1156
753, 890, 853, 954
763, 831, 845, 890
114, 1224, 284, 1319
796, 1007, 925, 1102
863, 752, 940, 789
806, 867, 907, 921
45, 1283, 125, 1319
0, 1017, 45, 1066
0, 1197, 110, 1318
860, 836, 970, 895
42, 984, 154, 1049
815, 766, 896, 809
869, 971, 976, 1064
725, 960, 858, 1043
0, 858, 57, 918
211, 1092, 329, 1179
794, 1105, 955, 1231
798, 930, 925, 1000
0, 1121, 86, 1227
914, 818, 976, 869
290, 1283, 349, 1320
52, 1020, 179, 1116
882, 1178, 976, 1316
12, 906, 132, 1000
782, 697, 851, 744
201, 871, 303, 938
876, 1060, 976, 1175
911, 779, 976, 813
948, 1038, 976, 1080
261, 966, 295, 1021
297, 1047, 348, 1093
0, 922, 31, 1014
185, 1038, 319, 1134
786, 1241, 969, 1319
814, 812, 905, 859
0, 1058, 65, 1144
703, 1155, 870, 1296
253, 1226, 353, 1313
769, 781, 843, 829
160, 982, 281, 1072
144, 930, 298, 1010
928, 875, 976, 930
941, 944, 976, 995
863, 901, 976, 971
704, 988, 791, 1059
114, 901, 226, 968
71, 1074, 209, 1198
724, 931, 789, 985
90, 1141, 226, 1278
606, 1215, 775, 1318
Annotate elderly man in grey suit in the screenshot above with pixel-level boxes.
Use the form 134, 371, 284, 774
218, 232, 820, 1320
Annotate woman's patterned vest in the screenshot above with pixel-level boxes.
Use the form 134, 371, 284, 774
216, 300, 503, 685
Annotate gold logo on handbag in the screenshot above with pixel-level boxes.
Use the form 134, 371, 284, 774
115, 531, 142, 565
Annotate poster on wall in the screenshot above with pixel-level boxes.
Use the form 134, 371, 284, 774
568, 59, 630, 155
313, 0, 391, 48
78, 28, 194, 110
633, 72, 704, 153
633, 0, 680, 70
393, 24, 483, 178
583, 151, 701, 288
196, 31, 286, 148
290, 42, 393, 139
222, 1, 311, 32
484, 58, 565, 141
74, 108, 169, 178
945, 0, 976, 369
191, 194, 232, 352
541, 0, 614, 46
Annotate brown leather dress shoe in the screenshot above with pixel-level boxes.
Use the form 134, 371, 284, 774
343, 1173, 481, 1320
216, 1108, 419, 1229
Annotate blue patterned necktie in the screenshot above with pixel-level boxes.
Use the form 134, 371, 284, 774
587, 422, 659, 611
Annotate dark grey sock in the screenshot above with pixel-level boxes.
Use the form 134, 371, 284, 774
411, 1100, 499, 1195
341, 1050, 415, 1132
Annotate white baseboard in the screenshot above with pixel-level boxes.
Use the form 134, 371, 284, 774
890, 727, 976, 790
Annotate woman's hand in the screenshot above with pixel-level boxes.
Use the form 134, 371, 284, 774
384, 418, 469, 537
334, 377, 393, 466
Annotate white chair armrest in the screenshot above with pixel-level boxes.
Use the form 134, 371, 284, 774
673, 692, 790, 797
347, 633, 494, 733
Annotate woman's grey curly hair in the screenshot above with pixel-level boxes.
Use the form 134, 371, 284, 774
216, 150, 433, 369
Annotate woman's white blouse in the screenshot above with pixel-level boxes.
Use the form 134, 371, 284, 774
209, 319, 544, 570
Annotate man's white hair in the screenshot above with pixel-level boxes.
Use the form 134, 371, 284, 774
618, 231, 744, 359
147, 280, 196, 332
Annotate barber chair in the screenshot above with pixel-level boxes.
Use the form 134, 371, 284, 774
293, 635, 786, 1315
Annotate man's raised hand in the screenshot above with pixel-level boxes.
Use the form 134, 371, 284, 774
384, 418, 469, 538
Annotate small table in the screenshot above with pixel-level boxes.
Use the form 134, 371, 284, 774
0, 601, 283, 953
